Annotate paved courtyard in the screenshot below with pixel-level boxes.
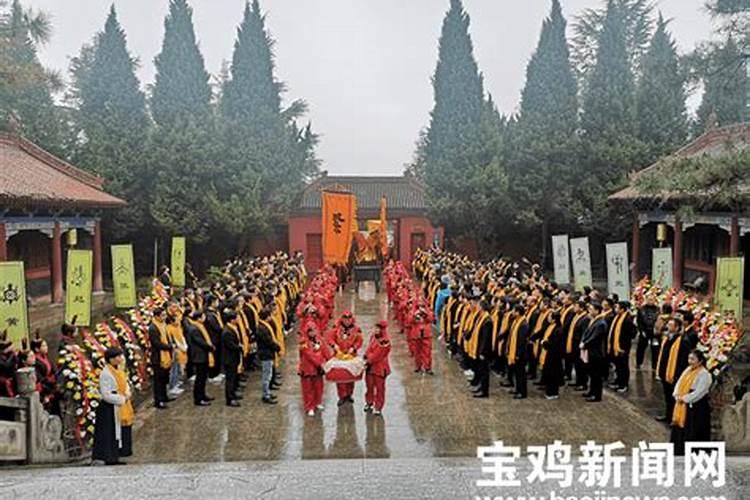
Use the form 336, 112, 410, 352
127, 287, 667, 463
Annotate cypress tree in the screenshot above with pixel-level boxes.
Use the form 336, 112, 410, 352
581, 0, 637, 143
151, 0, 212, 127
149, 0, 216, 243
636, 14, 687, 159
518, 0, 577, 136
695, 37, 747, 131
422, 0, 488, 234
511, 0, 579, 262
0, 0, 63, 154
215, 0, 317, 244
73, 5, 151, 237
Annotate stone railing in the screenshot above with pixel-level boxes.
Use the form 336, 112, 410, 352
0, 367, 67, 464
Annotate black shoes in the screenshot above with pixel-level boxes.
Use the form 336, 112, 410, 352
262, 397, 277, 405
194, 400, 211, 406
512, 394, 526, 400
655, 415, 668, 422
585, 396, 601, 402
226, 400, 241, 407
473, 393, 489, 399
155, 402, 168, 410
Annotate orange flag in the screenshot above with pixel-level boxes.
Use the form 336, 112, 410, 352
379, 196, 388, 258
322, 191, 357, 265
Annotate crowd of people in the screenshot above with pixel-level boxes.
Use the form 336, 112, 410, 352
295, 265, 392, 416
412, 247, 713, 454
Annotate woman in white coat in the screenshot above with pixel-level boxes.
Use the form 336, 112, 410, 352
92, 348, 131, 465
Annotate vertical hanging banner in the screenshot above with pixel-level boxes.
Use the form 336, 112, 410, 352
651, 247, 673, 289
322, 190, 357, 265
379, 196, 388, 257
569, 237, 592, 291
551, 234, 571, 285
606, 242, 630, 299
65, 249, 93, 327
111, 244, 137, 308
715, 257, 744, 318
0, 262, 29, 347
171, 236, 186, 288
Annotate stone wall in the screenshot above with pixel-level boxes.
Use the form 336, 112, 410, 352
29, 292, 115, 355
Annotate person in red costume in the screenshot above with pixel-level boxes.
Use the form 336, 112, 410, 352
410, 305, 435, 375
298, 324, 329, 416
364, 320, 391, 416
330, 311, 363, 406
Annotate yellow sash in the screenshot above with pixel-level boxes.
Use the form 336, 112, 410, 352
110, 366, 134, 426
672, 365, 703, 428
566, 313, 585, 354
608, 312, 628, 356
507, 318, 523, 366
188, 319, 215, 368
538, 323, 556, 367
153, 319, 172, 369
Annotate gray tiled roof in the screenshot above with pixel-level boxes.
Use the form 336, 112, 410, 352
298, 175, 427, 212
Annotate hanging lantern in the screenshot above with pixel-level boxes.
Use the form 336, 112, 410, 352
656, 223, 667, 243
66, 228, 78, 247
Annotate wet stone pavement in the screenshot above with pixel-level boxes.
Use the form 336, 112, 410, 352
129, 286, 668, 464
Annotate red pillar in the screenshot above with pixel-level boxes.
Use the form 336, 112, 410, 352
52, 222, 63, 304
631, 218, 640, 283
730, 217, 740, 257
673, 220, 684, 288
0, 223, 7, 262
93, 220, 103, 292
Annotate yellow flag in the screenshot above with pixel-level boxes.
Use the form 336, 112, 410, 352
111, 244, 137, 308
715, 257, 744, 318
171, 236, 186, 288
0, 262, 29, 347
65, 249, 93, 327
379, 196, 388, 257
322, 191, 357, 265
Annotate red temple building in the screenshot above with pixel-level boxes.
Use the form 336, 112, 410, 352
288, 174, 443, 272
0, 132, 126, 301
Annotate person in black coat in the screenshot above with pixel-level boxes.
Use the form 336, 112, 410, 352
636, 296, 659, 369
204, 295, 224, 380
655, 317, 691, 423
580, 302, 608, 402
472, 299, 495, 398
507, 304, 529, 400
568, 299, 591, 391
608, 301, 637, 393
185, 310, 215, 406
256, 305, 281, 404
221, 311, 243, 407
148, 308, 172, 409
540, 309, 564, 399
678, 310, 701, 350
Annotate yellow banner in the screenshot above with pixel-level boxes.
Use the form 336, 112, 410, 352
111, 244, 137, 308
0, 262, 29, 347
715, 257, 744, 318
65, 249, 93, 327
322, 191, 357, 265
171, 236, 186, 288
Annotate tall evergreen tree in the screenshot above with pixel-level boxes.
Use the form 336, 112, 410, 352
0, 0, 63, 154
149, 0, 216, 243
215, 0, 317, 245
72, 6, 151, 237
511, 0, 579, 262
422, 0, 491, 234
581, 0, 637, 142
695, 37, 747, 131
150, 0, 211, 127
635, 14, 687, 160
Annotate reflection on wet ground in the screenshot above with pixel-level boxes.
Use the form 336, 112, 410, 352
130, 286, 667, 463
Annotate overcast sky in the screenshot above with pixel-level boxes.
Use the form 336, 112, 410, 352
26, 0, 715, 175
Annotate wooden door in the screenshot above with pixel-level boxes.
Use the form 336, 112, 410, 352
306, 233, 323, 273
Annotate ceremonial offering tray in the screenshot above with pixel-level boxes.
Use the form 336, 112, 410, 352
323, 355, 366, 383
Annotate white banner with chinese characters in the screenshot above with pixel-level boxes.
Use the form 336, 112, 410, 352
551, 235, 570, 285
652, 247, 673, 289
606, 242, 630, 300
569, 237, 592, 291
